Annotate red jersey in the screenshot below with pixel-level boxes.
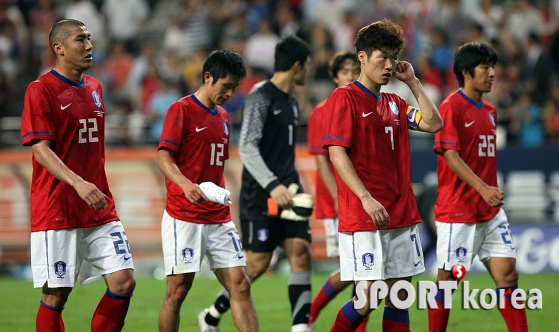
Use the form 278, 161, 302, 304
21, 70, 118, 232
158, 94, 231, 224
322, 81, 422, 232
434, 89, 500, 223
308, 100, 337, 219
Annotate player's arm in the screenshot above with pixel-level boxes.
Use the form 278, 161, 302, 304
31, 139, 107, 211
443, 149, 504, 207
393, 61, 443, 133
239, 90, 292, 209
328, 145, 389, 229
157, 148, 208, 204
315, 154, 338, 213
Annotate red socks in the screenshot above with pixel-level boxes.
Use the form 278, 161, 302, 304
331, 300, 366, 332
497, 286, 528, 332
36, 300, 65, 332
91, 289, 132, 332
382, 307, 410, 332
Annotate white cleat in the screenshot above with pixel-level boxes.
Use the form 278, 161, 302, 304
197, 308, 220, 332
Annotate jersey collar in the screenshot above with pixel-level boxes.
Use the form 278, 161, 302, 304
353, 80, 381, 100
457, 89, 484, 109
50, 69, 85, 88
190, 94, 218, 116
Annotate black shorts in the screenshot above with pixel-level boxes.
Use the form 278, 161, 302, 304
241, 216, 312, 252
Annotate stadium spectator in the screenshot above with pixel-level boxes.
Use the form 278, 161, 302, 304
306, 50, 368, 330
156, 49, 259, 332
429, 41, 528, 332
20, 19, 136, 332
199, 35, 313, 332
102, 0, 149, 54
323, 19, 442, 331
243, 18, 280, 76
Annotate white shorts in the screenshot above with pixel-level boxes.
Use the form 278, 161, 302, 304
436, 209, 517, 271
31, 221, 134, 288
161, 210, 245, 275
339, 225, 425, 281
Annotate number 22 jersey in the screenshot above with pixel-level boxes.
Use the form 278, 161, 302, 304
434, 89, 500, 223
21, 70, 118, 232
158, 94, 231, 224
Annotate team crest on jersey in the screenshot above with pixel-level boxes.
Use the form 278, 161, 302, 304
222, 120, 229, 136
456, 247, 467, 262
54, 261, 67, 278
257, 228, 269, 242
92, 91, 102, 107
182, 248, 194, 263
488, 113, 495, 127
389, 101, 399, 116
362, 253, 375, 270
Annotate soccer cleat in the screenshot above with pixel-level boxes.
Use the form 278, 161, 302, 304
197, 308, 219, 332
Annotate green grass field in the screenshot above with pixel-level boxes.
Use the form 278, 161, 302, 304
0, 271, 554, 331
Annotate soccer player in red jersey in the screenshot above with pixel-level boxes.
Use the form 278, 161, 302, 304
323, 19, 443, 331
307, 51, 370, 331
156, 49, 259, 332
429, 42, 528, 332
20, 19, 136, 332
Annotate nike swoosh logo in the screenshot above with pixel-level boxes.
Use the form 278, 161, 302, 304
237, 254, 244, 259
362, 112, 374, 117
195, 127, 207, 132
273, 109, 282, 115
123, 255, 132, 261
414, 260, 421, 267
61, 103, 72, 110
465, 121, 475, 127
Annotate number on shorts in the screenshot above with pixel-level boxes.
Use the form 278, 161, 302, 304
111, 232, 131, 255
498, 225, 512, 245
410, 234, 421, 257
227, 231, 243, 254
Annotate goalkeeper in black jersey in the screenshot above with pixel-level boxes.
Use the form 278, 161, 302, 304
199, 35, 314, 332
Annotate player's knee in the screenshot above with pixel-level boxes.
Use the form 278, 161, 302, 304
228, 275, 252, 298
502, 267, 519, 285
166, 284, 190, 303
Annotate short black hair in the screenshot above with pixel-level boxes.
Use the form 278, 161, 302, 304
202, 49, 247, 84
355, 19, 405, 57
453, 42, 498, 87
274, 35, 312, 72
49, 19, 86, 54
329, 51, 358, 79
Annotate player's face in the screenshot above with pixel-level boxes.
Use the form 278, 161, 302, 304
207, 74, 241, 106
467, 63, 495, 93
358, 49, 398, 90
59, 25, 93, 71
294, 57, 311, 86
333, 59, 360, 87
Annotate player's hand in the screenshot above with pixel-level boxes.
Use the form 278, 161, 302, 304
181, 182, 209, 204
479, 185, 505, 207
393, 61, 416, 83
361, 194, 390, 229
270, 184, 294, 210
74, 179, 108, 211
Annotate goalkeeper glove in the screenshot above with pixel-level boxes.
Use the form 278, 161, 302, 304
199, 182, 231, 205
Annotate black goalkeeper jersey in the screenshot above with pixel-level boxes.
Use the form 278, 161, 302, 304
239, 80, 303, 220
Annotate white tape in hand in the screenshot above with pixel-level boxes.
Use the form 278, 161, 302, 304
199, 182, 231, 205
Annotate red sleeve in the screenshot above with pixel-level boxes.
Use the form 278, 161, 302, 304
158, 102, 185, 153
434, 99, 461, 155
21, 82, 56, 145
322, 88, 353, 150
308, 103, 327, 155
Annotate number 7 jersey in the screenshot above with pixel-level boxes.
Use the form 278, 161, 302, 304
434, 89, 501, 223
21, 70, 118, 231
158, 94, 231, 224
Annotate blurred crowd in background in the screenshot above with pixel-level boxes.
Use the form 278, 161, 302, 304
2, 0, 559, 148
